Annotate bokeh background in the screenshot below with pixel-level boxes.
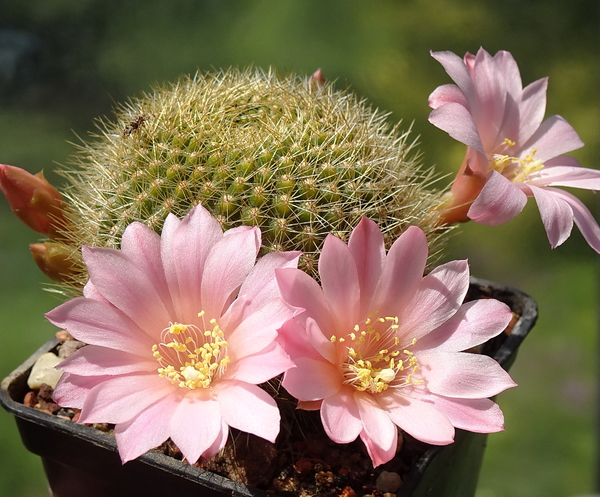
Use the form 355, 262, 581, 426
1, 2, 598, 496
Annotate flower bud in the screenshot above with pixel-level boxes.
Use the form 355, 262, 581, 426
0, 164, 67, 238
30, 242, 78, 283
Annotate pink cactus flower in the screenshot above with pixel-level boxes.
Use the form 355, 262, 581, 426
48, 205, 299, 463
428, 48, 600, 252
276, 218, 516, 467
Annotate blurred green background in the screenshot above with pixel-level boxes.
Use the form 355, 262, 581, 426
0, 1, 598, 496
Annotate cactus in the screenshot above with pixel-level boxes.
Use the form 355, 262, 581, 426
56, 68, 448, 289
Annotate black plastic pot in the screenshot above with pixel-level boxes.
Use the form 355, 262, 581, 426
1, 278, 537, 497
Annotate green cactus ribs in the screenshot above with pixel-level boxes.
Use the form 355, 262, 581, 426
59, 68, 446, 288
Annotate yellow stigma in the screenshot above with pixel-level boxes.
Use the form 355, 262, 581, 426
337, 315, 422, 394
152, 313, 229, 389
491, 141, 544, 183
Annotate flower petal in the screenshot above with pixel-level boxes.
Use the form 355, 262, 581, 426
216, 380, 280, 443
319, 234, 361, 332
82, 246, 171, 333
414, 299, 512, 353
58, 345, 157, 376
360, 429, 398, 468
282, 357, 342, 402
355, 392, 397, 461
428, 103, 484, 154
418, 351, 516, 399
371, 226, 428, 317
159, 206, 223, 320
348, 217, 386, 316
428, 83, 468, 110
114, 392, 181, 463
544, 188, 600, 254
201, 226, 261, 319
224, 341, 294, 384
521, 115, 584, 162
399, 260, 470, 340
320, 389, 363, 444
384, 393, 455, 445
531, 165, 600, 190
529, 185, 574, 248
468, 170, 528, 225
431, 396, 505, 433
45, 298, 155, 355
227, 298, 296, 360
170, 390, 222, 463
78, 373, 176, 424
276, 267, 334, 331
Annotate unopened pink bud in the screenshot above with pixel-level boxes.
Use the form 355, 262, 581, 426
310, 68, 325, 87
0, 164, 67, 238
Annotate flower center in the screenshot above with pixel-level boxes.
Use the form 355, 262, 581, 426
490, 138, 544, 183
151, 311, 230, 389
331, 316, 421, 394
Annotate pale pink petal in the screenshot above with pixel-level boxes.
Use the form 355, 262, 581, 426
360, 429, 398, 467
530, 165, 600, 190
114, 392, 181, 463
529, 185, 574, 248
53, 373, 111, 409
78, 373, 176, 424
282, 357, 342, 402
276, 267, 334, 331
277, 318, 324, 362
159, 206, 223, 320
430, 51, 477, 104
170, 390, 222, 463
545, 188, 600, 254
201, 227, 261, 319
216, 380, 280, 442
202, 421, 229, 460
45, 298, 155, 355
355, 392, 397, 459
431, 396, 505, 433
319, 234, 361, 332
468, 171, 528, 225
82, 280, 108, 302
58, 346, 156, 376
305, 317, 338, 363
82, 246, 171, 333
418, 352, 517, 399
428, 103, 484, 154
521, 115, 584, 161
399, 260, 470, 340
121, 222, 174, 317
231, 251, 302, 322
371, 226, 428, 317
223, 342, 293, 384
348, 217, 386, 316
227, 298, 296, 360
320, 389, 363, 444
384, 393, 455, 445
414, 299, 512, 353
516, 78, 548, 144
428, 84, 468, 110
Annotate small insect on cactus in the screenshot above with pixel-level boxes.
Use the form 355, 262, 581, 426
55, 68, 448, 289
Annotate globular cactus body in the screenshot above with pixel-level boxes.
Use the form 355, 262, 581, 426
57, 68, 447, 288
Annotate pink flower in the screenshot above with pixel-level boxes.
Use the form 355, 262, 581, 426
48, 205, 300, 463
428, 48, 600, 252
276, 218, 516, 466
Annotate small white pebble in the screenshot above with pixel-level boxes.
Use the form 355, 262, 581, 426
376, 471, 402, 493
27, 352, 64, 389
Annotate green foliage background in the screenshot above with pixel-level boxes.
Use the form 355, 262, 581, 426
0, 2, 598, 496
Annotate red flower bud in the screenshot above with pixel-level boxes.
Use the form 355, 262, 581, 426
30, 242, 79, 283
0, 164, 67, 238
